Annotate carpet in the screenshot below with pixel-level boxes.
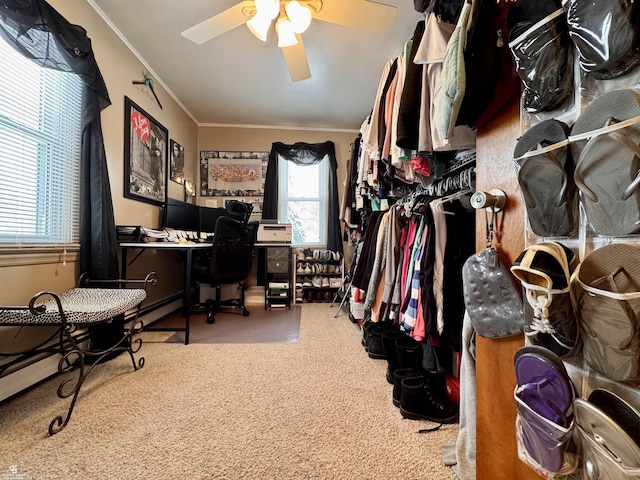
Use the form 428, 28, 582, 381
164, 306, 301, 344
0, 303, 459, 480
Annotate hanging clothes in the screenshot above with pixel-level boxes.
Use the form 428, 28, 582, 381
396, 213, 420, 325
415, 12, 476, 153
350, 172, 475, 363
364, 210, 391, 312
376, 58, 399, 160
389, 211, 410, 323
363, 59, 395, 161
382, 205, 406, 304
351, 211, 384, 291
341, 136, 361, 231
430, 198, 449, 334
402, 220, 429, 338
400, 214, 426, 330
417, 200, 438, 335
391, 43, 413, 166
414, 12, 476, 152
441, 197, 476, 352
381, 66, 400, 163
397, 20, 426, 151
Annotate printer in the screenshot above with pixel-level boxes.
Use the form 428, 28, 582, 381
257, 221, 292, 243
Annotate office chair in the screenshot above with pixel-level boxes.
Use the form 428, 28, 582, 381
194, 201, 258, 324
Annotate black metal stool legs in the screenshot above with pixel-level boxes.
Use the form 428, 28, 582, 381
48, 306, 145, 435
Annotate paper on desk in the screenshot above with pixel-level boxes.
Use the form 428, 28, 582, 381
141, 227, 169, 239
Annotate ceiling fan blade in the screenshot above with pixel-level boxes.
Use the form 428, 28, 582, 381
181, 0, 253, 44
281, 36, 311, 82
313, 0, 397, 34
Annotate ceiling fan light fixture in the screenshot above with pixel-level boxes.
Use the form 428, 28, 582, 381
285, 1, 312, 34
254, 0, 279, 19
246, 11, 273, 41
276, 16, 298, 47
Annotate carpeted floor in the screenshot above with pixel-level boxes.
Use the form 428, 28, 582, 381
0, 304, 459, 480
163, 306, 301, 344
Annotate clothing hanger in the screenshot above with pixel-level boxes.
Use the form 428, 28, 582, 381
459, 170, 467, 189
459, 166, 475, 190
434, 197, 455, 215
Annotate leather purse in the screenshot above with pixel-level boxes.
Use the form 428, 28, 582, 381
462, 246, 525, 338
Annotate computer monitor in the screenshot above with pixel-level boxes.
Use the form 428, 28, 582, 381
199, 206, 227, 236
163, 198, 200, 233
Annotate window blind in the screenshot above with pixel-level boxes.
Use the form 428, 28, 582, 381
0, 36, 83, 246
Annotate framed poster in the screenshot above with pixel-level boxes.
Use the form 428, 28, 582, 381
124, 96, 168, 206
200, 151, 268, 197
170, 139, 185, 184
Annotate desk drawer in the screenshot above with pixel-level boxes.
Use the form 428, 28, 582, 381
267, 260, 289, 273
267, 247, 289, 261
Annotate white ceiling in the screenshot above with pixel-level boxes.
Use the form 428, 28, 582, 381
89, 0, 424, 130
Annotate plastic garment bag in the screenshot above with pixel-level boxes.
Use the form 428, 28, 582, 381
508, 8, 574, 113
567, 0, 640, 79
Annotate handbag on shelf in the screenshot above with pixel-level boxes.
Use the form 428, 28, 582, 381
462, 246, 525, 338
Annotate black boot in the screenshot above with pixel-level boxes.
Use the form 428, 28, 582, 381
365, 321, 396, 359
399, 374, 459, 423
382, 329, 408, 383
361, 317, 375, 350
392, 368, 423, 408
395, 334, 424, 370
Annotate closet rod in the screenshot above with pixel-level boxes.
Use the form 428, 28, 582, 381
427, 166, 475, 197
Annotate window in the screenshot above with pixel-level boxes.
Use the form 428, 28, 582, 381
0, 36, 83, 245
277, 156, 328, 246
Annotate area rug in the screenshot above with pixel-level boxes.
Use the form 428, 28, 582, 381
164, 306, 301, 344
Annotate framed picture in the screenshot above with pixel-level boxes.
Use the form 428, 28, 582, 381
170, 139, 185, 184
200, 151, 268, 197
124, 96, 168, 206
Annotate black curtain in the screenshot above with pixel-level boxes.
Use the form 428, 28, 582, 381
0, 0, 118, 280
263, 141, 343, 254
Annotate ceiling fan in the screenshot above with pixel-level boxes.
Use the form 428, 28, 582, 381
180, 0, 397, 82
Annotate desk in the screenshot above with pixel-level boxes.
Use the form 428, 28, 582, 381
120, 242, 210, 345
